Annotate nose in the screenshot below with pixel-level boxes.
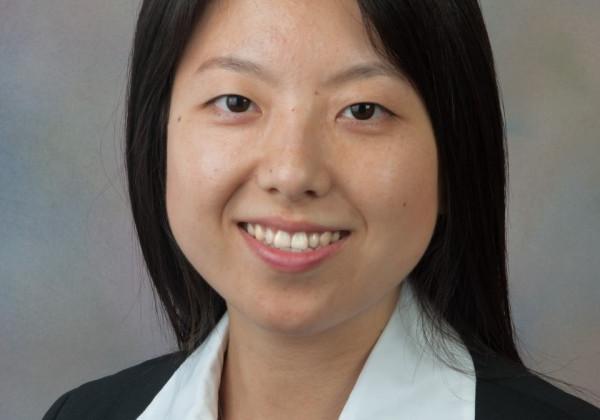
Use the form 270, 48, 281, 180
255, 106, 332, 203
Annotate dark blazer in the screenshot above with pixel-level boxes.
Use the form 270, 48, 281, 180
42, 349, 600, 420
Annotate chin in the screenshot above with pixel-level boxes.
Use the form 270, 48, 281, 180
248, 300, 334, 337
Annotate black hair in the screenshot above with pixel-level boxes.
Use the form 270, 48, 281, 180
126, 0, 517, 364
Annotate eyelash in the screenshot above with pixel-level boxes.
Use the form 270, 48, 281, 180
205, 94, 394, 126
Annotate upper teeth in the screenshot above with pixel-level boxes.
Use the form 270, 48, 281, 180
243, 223, 345, 252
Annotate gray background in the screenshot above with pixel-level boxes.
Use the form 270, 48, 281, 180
1, 1, 599, 418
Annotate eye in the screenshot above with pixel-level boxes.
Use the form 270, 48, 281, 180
339, 102, 393, 123
205, 95, 393, 126
209, 94, 257, 114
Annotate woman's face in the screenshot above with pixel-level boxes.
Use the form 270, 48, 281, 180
166, 0, 439, 336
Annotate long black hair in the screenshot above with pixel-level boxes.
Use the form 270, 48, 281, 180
125, 0, 519, 368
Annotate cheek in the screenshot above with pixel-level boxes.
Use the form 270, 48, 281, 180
355, 140, 438, 220
350, 138, 439, 270
166, 121, 242, 211
165, 125, 238, 267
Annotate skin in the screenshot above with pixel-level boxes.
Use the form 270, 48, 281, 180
166, 0, 440, 418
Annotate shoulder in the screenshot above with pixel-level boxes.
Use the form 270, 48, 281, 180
471, 351, 600, 420
42, 351, 187, 420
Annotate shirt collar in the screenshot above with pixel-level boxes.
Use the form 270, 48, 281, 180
138, 282, 475, 420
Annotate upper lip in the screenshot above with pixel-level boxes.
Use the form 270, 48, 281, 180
238, 216, 350, 234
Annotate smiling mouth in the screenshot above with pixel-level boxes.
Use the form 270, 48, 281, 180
236, 221, 351, 252
236, 222, 351, 273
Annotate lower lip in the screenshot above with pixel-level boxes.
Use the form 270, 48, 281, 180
238, 225, 350, 273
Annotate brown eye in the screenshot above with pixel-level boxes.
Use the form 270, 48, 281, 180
224, 95, 251, 112
341, 102, 392, 124
349, 103, 376, 120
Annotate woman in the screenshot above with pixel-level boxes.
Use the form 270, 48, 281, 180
43, 0, 600, 419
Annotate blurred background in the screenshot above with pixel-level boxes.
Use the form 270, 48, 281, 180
1, 1, 599, 418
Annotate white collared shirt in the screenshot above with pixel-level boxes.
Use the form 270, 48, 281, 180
137, 282, 476, 419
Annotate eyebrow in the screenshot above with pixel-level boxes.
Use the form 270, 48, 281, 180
194, 55, 407, 87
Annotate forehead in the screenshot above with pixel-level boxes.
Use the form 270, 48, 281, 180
177, 0, 387, 80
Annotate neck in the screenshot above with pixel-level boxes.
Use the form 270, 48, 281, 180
218, 286, 401, 420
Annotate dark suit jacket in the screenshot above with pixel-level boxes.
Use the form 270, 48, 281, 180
42, 349, 600, 419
